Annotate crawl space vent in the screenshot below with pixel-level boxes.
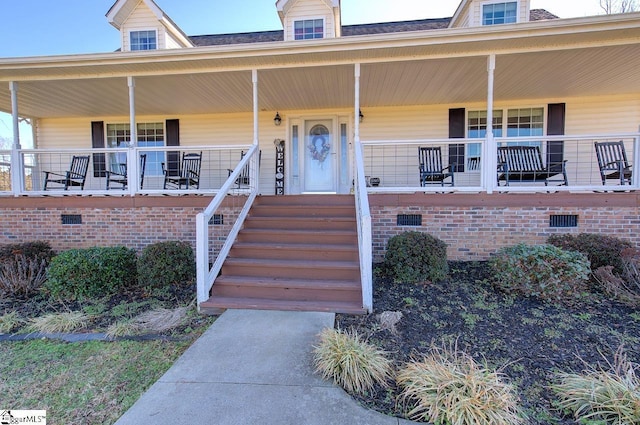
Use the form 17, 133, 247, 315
209, 214, 224, 225
397, 214, 422, 226
61, 214, 82, 225
549, 214, 578, 228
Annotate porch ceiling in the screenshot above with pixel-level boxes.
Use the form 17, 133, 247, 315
0, 43, 639, 119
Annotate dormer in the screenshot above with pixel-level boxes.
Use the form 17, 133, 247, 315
449, 0, 531, 28
276, 0, 341, 41
106, 0, 194, 51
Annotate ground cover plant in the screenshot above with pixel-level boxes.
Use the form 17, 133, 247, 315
0, 240, 215, 424
336, 261, 640, 424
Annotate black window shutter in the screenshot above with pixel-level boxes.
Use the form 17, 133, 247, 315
449, 108, 466, 172
91, 121, 106, 178
165, 119, 180, 176
547, 103, 565, 170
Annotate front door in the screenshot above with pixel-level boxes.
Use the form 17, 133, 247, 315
303, 119, 335, 192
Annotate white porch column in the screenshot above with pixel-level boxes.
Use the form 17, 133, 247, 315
252, 69, 259, 146
9, 82, 22, 195
634, 124, 640, 187
354, 64, 361, 143
127, 76, 137, 195
485, 55, 497, 194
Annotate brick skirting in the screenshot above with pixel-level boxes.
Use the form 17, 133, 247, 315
1, 193, 638, 261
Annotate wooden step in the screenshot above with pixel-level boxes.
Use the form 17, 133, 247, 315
221, 258, 360, 280
255, 194, 355, 206
230, 242, 359, 261
249, 205, 356, 218
242, 216, 357, 231
211, 276, 362, 302
236, 228, 357, 245
200, 296, 366, 315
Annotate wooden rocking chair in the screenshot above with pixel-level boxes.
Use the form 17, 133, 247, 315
594, 141, 632, 185
106, 154, 147, 190
418, 146, 455, 187
43, 155, 90, 190
163, 152, 202, 189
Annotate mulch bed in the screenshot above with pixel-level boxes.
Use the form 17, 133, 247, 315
336, 261, 640, 424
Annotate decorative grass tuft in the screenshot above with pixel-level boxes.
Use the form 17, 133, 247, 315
313, 327, 393, 395
553, 346, 640, 424
105, 320, 140, 338
397, 344, 523, 425
132, 307, 188, 333
28, 311, 90, 334
0, 311, 24, 334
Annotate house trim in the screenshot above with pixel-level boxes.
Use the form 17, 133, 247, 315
2, 13, 640, 84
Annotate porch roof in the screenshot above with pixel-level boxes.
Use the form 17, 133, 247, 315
1, 13, 640, 118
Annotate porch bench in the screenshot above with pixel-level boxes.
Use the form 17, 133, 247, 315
497, 145, 568, 186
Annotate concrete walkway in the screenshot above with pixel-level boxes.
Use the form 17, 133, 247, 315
115, 309, 414, 425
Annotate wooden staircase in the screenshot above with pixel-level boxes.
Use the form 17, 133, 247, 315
200, 195, 366, 314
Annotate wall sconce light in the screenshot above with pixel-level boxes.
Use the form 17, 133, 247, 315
359, 109, 364, 123
274, 112, 282, 126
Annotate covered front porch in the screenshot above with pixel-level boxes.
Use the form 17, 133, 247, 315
1, 13, 640, 313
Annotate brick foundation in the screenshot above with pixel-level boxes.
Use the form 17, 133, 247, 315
369, 193, 640, 261
1, 193, 638, 261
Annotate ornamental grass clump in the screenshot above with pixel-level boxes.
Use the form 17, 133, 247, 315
28, 311, 90, 334
382, 231, 448, 284
553, 346, 640, 425
490, 243, 591, 305
313, 327, 393, 395
397, 345, 523, 425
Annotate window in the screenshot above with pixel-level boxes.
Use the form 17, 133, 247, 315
465, 107, 545, 170
130, 30, 157, 51
106, 122, 164, 175
294, 19, 324, 40
505, 107, 544, 147
482, 2, 518, 25
467, 110, 503, 169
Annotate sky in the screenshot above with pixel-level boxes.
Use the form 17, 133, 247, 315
0, 0, 617, 145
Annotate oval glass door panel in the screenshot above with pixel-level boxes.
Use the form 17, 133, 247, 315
304, 120, 335, 192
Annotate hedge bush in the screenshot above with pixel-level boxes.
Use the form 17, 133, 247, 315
547, 233, 631, 276
382, 232, 448, 284
137, 241, 195, 297
490, 243, 591, 305
44, 246, 137, 300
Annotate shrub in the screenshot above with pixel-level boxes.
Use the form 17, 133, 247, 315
397, 344, 522, 425
553, 346, 640, 424
490, 244, 591, 304
0, 255, 48, 297
44, 246, 137, 300
313, 327, 393, 395
382, 232, 448, 284
137, 241, 195, 297
0, 241, 55, 265
547, 233, 631, 276
594, 248, 640, 307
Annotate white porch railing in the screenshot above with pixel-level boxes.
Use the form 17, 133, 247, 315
5, 145, 251, 196
195, 144, 260, 308
0, 150, 11, 194
354, 141, 373, 313
361, 133, 640, 193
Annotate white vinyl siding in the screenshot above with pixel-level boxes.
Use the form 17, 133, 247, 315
121, 3, 163, 51
283, 0, 335, 41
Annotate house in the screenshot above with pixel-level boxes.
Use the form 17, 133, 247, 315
1, 0, 639, 314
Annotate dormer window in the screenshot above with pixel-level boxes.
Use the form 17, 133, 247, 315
130, 30, 157, 50
294, 19, 324, 40
482, 1, 518, 25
